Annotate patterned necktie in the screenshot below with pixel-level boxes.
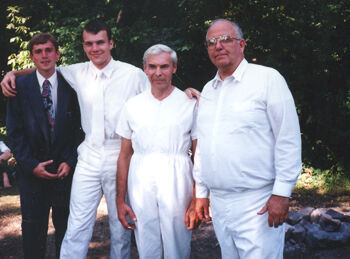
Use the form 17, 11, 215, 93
42, 80, 55, 138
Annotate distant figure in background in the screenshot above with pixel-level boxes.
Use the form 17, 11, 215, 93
194, 19, 302, 259
6, 33, 81, 259
0, 141, 15, 188
116, 44, 199, 259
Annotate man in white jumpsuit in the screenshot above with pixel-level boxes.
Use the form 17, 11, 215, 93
194, 19, 302, 259
0, 20, 149, 258
116, 44, 198, 259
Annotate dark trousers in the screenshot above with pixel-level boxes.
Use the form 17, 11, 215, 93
18, 171, 72, 259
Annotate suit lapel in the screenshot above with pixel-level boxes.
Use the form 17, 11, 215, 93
26, 72, 50, 144
54, 72, 70, 143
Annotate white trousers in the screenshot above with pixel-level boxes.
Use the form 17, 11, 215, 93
210, 185, 284, 259
60, 141, 131, 259
129, 153, 193, 259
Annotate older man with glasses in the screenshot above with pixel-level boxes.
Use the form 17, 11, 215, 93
194, 19, 302, 259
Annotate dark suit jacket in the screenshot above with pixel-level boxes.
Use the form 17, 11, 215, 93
6, 70, 82, 176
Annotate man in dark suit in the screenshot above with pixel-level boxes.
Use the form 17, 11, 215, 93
6, 33, 81, 259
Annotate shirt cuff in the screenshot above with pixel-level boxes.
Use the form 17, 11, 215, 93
272, 179, 295, 197
195, 182, 209, 198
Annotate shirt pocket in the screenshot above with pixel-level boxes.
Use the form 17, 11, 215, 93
222, 101, 257, 133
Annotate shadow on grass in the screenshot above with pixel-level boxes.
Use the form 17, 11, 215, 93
0, 184, 20, 197
0, 214, 122, 258
291, 187, 350, 210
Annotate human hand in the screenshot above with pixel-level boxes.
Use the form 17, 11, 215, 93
184, 88, 201, 104
1, 71, 17, 97
257, 194, 289, 227
116, 201, 137, 230
8, 157, 16, 166
195, 198, 211, 222
57, 162, 71, 179
185, 199, 200, 230
32, 160, 58, 180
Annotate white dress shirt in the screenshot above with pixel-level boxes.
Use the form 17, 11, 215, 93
0, 141, 10, 153
194, 58, 302, 198
57, 59, 150, 147
36, 70, 58, 112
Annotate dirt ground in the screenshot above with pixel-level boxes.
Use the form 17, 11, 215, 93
1, 186, 350, 258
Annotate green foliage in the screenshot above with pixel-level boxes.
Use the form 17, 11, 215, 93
6, 6, 35, 70
1, 0, 349, 175
296, 166, 350, 194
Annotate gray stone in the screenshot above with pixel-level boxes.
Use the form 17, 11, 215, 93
310, 208, 328, 223
290, 223, 306, 242
298, 218, 310, 227
326, 209, 345, 219
326, 209, 350, 222
284, 223, 294, 240
287, 210, 303, 225
319, 213, 341, 232
298, 206, 315, 221
304, 222, 350, 248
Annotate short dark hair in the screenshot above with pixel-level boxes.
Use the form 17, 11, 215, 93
83, 20, 112, 41
28, 33, 59, 54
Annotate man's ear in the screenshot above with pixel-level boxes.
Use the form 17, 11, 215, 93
172, 62, 177, 74
109, 39, 114, 50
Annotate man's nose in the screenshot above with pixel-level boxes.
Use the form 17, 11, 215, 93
155, 67, 162, 75
215, 40, 223, 50
92, 43, 98, 51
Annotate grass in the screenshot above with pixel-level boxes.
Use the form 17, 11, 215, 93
295, 167, 350, 194
290, 167, 350, 210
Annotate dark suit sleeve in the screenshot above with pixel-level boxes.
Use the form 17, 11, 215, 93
6, 93, 40, 174
60, 90, 83, 169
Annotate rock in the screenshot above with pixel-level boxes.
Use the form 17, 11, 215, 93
298, 207, 315, 221
287, 211, 303, 225
310, 208, 328, 223
326, 209, 350, 222
304, 222, 350, 248
319, 213, 341, 232
298, 218, 310, 227
285, 223, 294, 240
290, 223, 306, 242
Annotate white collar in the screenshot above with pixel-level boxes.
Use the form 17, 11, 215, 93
36, 69, 57, 88
212, 58, 248, 89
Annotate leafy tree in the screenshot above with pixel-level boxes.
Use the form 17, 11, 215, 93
0, 0, 349, 174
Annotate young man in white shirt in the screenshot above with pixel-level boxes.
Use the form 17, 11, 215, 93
1, 21, 199, 258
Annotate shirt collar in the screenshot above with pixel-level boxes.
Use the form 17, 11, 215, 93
89, 58, 115, 80
36, 69, 57, 88
212, 58, 248, 89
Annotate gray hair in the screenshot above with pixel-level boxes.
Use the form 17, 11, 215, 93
206, 19, 244, 40
143, 44, 177, 66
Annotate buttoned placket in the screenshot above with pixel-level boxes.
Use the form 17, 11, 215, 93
210, 77, 236, 173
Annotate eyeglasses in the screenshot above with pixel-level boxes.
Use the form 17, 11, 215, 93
206, 35, 241, 49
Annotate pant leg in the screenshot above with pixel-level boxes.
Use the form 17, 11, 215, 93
50, 174, 72, 258
101, 146, 131, 259
157, 156, 193, 259
128, 172, 162, 259
18, 173, 50, 259
210, 185, 285, 259
60, 159, 103, 259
